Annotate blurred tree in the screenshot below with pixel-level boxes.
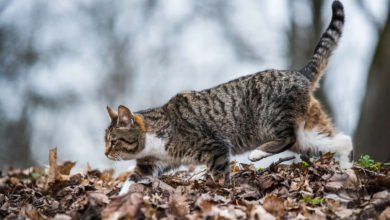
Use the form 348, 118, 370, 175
0, 0, 141, 167
0, 2, 64, 168
205, 0, 264, 62
0, 16, 35, 168
355, 9, 390, 161
82, 0, 137, 103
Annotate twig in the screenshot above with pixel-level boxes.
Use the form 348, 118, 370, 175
354, 166, 381, 176
269, 156, 296, 170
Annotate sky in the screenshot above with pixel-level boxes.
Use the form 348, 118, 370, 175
0, 0, 388, 171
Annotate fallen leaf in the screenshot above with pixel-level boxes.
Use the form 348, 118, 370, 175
57, 161, 76, 176
21, 204, 50, 220
263, 194, 285, 217
168, 194, 189, 218
101, 193, 143, 219
379, 206, 390, 220
256, 175, 275, 190
249, 205, 275, 220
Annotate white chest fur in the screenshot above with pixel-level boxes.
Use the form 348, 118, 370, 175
139, 133, 169, 160
119, 134, 168, 196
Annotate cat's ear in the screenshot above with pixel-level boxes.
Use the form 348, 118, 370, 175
106, 106, 117, 120
117, 105, 134, 129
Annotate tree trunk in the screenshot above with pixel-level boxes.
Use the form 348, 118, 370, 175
354, 15, 390, 161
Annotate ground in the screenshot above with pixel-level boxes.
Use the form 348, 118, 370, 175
1, 149, 390, 219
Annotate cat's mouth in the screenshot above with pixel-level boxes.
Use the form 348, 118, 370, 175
105, 146, 122, 161
114, 153, 140, 161
106, 154, 121, 161
105, 147, 141, 161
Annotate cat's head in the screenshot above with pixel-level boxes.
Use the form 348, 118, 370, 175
104, 105, 146, 160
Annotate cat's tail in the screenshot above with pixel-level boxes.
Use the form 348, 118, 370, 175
300, 0, 344, 88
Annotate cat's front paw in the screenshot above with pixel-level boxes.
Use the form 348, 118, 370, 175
118, 179, 136, 196
118, 172, 144, 196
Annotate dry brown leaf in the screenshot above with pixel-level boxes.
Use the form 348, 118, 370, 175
325, 170, 359, 193
88, 192, 110, 204
2, 148, 390, 219
99, 169, 114, 182
198, 199, 213, 214
168, 194, 189, 218
263, 194, 285, 217
231, 161, 240, 174
256, 175, 275, 190
379, 206, 390, 220
235, 184, 261, 200
101, 193, 143, 219
57, 161, 76, 176
126, 183, 146, 194
376, 175, 390, 187
21, 204, 51, 220
289, 177, 305, 192
249, 205, 275, 220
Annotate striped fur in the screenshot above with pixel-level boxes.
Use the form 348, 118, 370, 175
104, 0, 353, 186
300, 0, 344, 89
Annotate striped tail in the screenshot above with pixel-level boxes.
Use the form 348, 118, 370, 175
300, 0, 344, 88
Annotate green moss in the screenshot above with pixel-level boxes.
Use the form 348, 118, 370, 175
357, 155, 381, 170
302, 161, 310, 168
30, 172, 41, 180
303, 196, 324, 205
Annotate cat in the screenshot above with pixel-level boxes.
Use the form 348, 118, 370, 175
104, 0, 352, 192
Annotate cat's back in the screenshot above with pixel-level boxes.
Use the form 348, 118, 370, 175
164, 70, 311, 127
203, 69, 311, 106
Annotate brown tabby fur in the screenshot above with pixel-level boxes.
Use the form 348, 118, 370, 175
104, 1, 352, 185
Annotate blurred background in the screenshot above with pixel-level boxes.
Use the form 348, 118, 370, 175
0, 0, 389, 170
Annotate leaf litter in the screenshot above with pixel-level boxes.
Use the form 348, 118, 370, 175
1, 149, 390, 219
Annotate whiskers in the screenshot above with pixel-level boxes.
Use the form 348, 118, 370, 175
113, 155, 122, 161
117, 155, 124, 161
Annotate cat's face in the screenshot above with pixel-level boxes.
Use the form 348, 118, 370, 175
104, 105, 146, 160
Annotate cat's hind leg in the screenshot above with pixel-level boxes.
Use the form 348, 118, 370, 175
249, 103, 300, 162
249, 137, 296, 162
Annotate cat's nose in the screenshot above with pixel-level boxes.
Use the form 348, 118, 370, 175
105, 147, 111, 156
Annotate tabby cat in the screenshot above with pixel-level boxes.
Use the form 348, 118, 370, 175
104, 0, 352, 189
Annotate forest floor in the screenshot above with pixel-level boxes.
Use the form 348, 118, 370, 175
1, 149, 390, 220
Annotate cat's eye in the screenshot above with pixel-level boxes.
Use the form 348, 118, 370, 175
119, 138, 137, 145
